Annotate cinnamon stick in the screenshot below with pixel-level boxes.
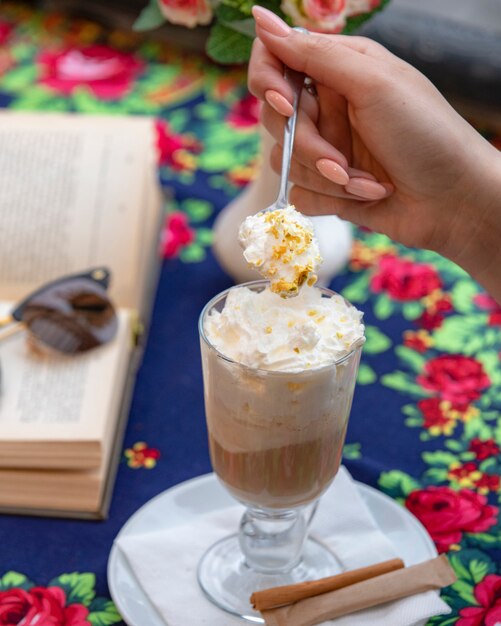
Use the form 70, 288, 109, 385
261, 555, 457, 626
250, 557, 404, 610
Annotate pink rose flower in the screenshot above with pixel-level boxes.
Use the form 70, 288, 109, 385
157, 0, 213, 28
38, 45, 143, 100
281, 0, 382, 33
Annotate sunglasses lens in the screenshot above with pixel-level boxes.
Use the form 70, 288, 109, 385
19, 279, 118, 354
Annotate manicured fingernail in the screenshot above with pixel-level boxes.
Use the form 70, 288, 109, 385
316, 158, 350, 185
252, 6, 291, 37
265, 90, 294, 116
345, 177, 389, 200
347, 168, 376, 181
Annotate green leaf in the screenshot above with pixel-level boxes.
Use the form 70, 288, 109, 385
429, 618, 459, 626
378, 470, 420, 498
422, 451, 458, 467
395, 346, 426, 373
182, 199, 213, 223
0, 65, 38, 91
432, 314, 490, 355
343, 0, 390, 33
466, 532, 499, 547
459, 451, 476, 462
445, 440, 465, 452
196, 228, 214, 246
381, 371, 430, 397
133, 0, 165, 31
450, 549, 496, 586
401, 404, 417, 416
402, 302, 423, 320
0, 572, 33, 591
194, 102, 222, 121
357, 362, 377, 385
88, 597, 123, 626
206, 23, 253, 64
451, 580, 476, 605
343, 442, 361, 460
49, 573, 95, 606
464, 418, 493, 441
215, 3, 249, 21
341, 274, 370, 304
451, 280, 479, 314
363, 325, 391, 354
477, 350, 501, 384
404, 417, 423, 427
422, 467, 449, 482
220, 18, 256, 38
180, 243, 206, 263
373, 294, 394, 320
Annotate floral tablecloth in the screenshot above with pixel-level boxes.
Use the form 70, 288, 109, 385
0, 4, 500, 625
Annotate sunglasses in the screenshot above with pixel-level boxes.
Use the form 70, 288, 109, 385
0, 268, 118, 355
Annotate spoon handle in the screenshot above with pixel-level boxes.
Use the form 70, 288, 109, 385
276, 66, 305, 210
271, 27, 309, 211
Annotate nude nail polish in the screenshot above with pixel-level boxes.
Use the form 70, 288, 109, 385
316, 159, 350, 186
345, 178, 389, 200
252, 6, 291, 37
265, 90, 294, 116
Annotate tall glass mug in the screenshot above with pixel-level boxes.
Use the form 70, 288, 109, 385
198, 281, 364, 622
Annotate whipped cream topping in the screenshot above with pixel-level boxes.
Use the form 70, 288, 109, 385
204, 285, 365, 372
238, 205, 322, 297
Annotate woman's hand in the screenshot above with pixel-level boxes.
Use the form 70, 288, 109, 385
248, 6, 501, 300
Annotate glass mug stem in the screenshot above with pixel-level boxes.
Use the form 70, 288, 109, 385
239, 506, 309, 574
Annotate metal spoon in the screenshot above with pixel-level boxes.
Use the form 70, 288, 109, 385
266, 27, 309, 212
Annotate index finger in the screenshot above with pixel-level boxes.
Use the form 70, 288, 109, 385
248, 37, 293, 103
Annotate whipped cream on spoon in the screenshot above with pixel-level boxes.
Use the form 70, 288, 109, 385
239, 33, 322, 298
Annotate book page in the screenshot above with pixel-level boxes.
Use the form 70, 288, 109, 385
0, 301, 132, 447
0, 112, 159, 310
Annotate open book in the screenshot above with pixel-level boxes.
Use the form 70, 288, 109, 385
0, 112, 163, 518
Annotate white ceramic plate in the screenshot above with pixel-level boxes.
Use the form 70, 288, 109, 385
108, 473, 437, 626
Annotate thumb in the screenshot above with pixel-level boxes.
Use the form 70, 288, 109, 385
252, 6, 379, 101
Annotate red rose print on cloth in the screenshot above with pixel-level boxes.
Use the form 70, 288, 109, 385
38, 45, 143, 99
162, 212, 195, 259
474, 292, 501, 326
403, 329, 433, 353
226, 94, 260, 129
371, 256, 442, 301
469, 438, 501, 461
417, 355, 490, 410
417, 398, 456, 435
406, 487, 498, 553
0, 586, 90, 626
155, 119, 201, 171
0, 20, 13, 45
456, 574, 501, 626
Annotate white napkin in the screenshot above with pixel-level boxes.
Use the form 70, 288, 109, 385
116, 467, 451, 626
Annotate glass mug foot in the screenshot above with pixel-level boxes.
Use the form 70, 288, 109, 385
197, 534, 342, 623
